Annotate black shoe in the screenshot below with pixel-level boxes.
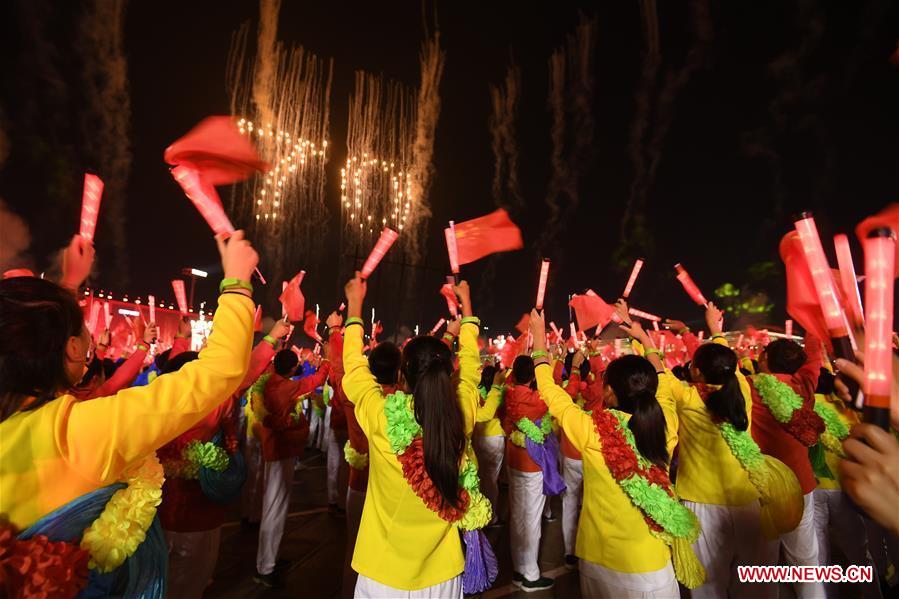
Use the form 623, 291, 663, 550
565, 554, 578, 568
274, 558, 293, 573
512, 572, 524, 583
516, 576, 554, 593
253, 570, 283, 589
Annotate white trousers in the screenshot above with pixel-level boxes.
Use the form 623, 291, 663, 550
684, 500, 777, 599
326, 425, 341, 505
165, 527, 221, 599
472, 435, 504, 520
256, 458, 294, 575
763, 491, 825, 599
814, 489, 882, 599
561, 457, 583, 556
354, 573, 462, 598
241, 435, 264, 522
509, 468, 546, 581
579, 559, 678, 598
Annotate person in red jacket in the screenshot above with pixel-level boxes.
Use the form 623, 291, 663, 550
159, 319, 288, 598
751, 334, 826, 599
254, 349, 330, 588
502, 355, 564, 592
324, 315, 350, 514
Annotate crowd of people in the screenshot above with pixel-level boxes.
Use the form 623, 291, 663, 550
1, 228, 899, 599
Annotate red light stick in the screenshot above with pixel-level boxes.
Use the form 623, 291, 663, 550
628, 307, 662, 322
652, 320, 660, 331
172, 280, 188, 315
281, 281, 288, 318
87, 301, 101, 337
148, 295, 156, 324
360, 228, 398, 279
569, 322, 578, 341
338, 302, 346, 312
623, 258, 644, 298
833, 234, 865, 328
444, 222, 460, 284
79, 173, 104, 241
430, 317, 447, 335
785, 319, 793, 337
674, 263, 708, 306
171, 166, 233, 236
103, 301, 112, 329
253, 305, 263, 332
549, 321, 563, 343
862, 227, 895, 429
535, 259, 550, 310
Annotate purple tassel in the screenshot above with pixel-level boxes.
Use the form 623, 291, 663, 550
462, 529, 499, 594
525, 419, 567, 496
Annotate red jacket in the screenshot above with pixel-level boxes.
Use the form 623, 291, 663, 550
750, 335, 823, 494
503, 383, 548, 472
258, 363, 330, 461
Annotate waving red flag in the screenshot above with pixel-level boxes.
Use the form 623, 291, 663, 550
569, 292, 615, 331
279, 271, 306, 322
303, 310, 322, 342
440, 284, 460, 317
453, 209, 524, 265
515, 313, 531, 335
780, 231, 831, 350
856, 203, 899, 278
164, 116, 268, 185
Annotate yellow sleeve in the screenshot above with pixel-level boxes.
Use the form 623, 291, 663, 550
653, 372, 681, 458
65, 293, 254, 483
476, 386, 503, 423
535, 363, 594, 452
457, 321, 481, 434
341, 325, 383, 435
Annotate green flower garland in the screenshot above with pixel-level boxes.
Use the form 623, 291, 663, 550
813, 400, 849, 457
510, 416, 553, 448
717, 422, 771, 502
344, 440, 369, 470
754, 374, 802, 422
164, 440, 230, 479
383, 392, 491, 531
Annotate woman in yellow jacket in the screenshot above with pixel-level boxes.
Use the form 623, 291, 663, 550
341, 273, 494, 598
648, 302, 778, 599
0, 231, 259, 596
528, 310, 703, 598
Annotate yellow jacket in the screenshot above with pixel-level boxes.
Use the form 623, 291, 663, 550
342, 321, 481, 590
0, 294, 254, 529
655, 339, 758, 506
535, 363, 673, 573
475, 384, 504, 438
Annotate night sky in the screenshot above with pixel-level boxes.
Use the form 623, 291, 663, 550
2, 1, 898, 337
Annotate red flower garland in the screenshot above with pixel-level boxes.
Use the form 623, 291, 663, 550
591, 409, 678, 531
781, 404, 825, 447
396, 437, 470, 522
0, 521, 89, 599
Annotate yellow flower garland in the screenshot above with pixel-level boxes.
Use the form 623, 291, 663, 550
80, 454, 164, 573
344, 440, 369, 470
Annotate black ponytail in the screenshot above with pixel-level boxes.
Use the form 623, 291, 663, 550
693, 343, 748, 431
402, 336, 465, 508
605, 355, 669, 469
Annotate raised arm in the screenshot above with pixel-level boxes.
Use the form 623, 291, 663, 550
91, 341, 150, 397
341, 273, 383, 432
453, 281, 482, 434
476, 380, 504, 423
64, 232, 258, 483
795, 332, 823, 393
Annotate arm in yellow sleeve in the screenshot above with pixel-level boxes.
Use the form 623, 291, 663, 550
64, 293, 254, 484
456, 321, 481, 434
341, 324, 383, 435
476, 386, 503, 423
535, 363, 594, 453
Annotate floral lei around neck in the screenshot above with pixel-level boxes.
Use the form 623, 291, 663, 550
591, 408, 700, 544
162, 440, 229, 480
812, 398, 849, 456
383, 391, 492, 530
510, 415, 553, 448
752, 373, 824, 447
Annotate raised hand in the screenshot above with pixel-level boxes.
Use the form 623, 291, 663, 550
452, 280, 472, 318
344, 272, 367, 319
143, 324, 159, 344
216, 230, 258, 287
325, 311, 343, 330
269, 317, 291, 341
61, 235, 95, 291
445, 317, 461, 338
705, 302, 724, 336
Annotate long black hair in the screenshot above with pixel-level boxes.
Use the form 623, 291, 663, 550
693, 343, 748, 430
402, 335, 465, 509
604, 355, 669, 468
0, 277, 85, 421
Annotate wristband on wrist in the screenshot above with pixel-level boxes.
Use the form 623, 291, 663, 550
137, 343, 149, 352
710, 333, 726, 341
645, 349, 664, 360
442, 332, 456, 340
345, 317, 364, 328
530, 350, 548, 360
263, 334, 277, 346
219, 278, 253, 294
460, 316, 480, 327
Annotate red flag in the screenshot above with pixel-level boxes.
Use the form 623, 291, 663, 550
453, 209, 524, 265
780, 231, 831, 350
569, 293, 615, 331
303, 310, 322, 342
279, 271, 306, 322
440, 284, 460, 317
253, 305, 263, 332
515, 313, 531, 335
164, 116, 268, 185
856, 203, 899, 278
498, 336, 519, 368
